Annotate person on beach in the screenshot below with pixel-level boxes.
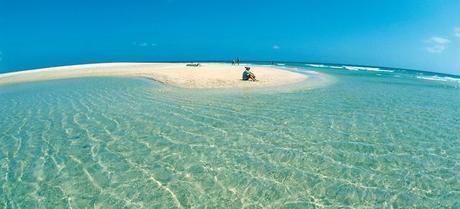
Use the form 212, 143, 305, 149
242, 67, 256, 81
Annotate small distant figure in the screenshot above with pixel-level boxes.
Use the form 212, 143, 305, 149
232, 59, 236, 65
236, 57, 240, 65
242, 67, 256, 81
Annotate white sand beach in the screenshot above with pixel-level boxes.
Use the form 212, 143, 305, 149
0, 63, 309, 88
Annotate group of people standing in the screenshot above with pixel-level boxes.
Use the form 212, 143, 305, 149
231, 58, 240, 65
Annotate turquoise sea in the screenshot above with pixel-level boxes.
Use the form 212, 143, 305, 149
0, 63, 459, 208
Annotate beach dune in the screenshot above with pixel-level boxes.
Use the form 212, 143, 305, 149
0, 63, 308, 88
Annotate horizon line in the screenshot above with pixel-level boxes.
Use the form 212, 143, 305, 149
1, 60, 458, 77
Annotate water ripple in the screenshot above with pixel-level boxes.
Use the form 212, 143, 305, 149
0, 77, 459, 208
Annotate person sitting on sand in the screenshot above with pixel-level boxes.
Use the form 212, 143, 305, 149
242, 67, 256, 81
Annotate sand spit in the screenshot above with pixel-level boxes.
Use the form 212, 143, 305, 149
0, 63, 309, 89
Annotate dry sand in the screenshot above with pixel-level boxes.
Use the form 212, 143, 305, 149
0, 63, 308, 88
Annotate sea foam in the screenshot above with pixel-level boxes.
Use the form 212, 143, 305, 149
306, 64, 342, 69
306, 64, 394, 72
342, 66, 394, 73
416, 75, 460, 84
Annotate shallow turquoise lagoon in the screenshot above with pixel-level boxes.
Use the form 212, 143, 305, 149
1, 64, 459, 208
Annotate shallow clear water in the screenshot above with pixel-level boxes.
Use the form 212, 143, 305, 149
1, 64, 459, 208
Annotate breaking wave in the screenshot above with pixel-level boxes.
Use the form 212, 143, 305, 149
306, 64, 394, 72
342, 66, 394, 72
416, 75, 460, 84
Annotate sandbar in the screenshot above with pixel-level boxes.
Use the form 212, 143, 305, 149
0, 63, 309, 88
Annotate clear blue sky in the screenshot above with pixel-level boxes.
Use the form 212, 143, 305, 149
1, 0, 459, 74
